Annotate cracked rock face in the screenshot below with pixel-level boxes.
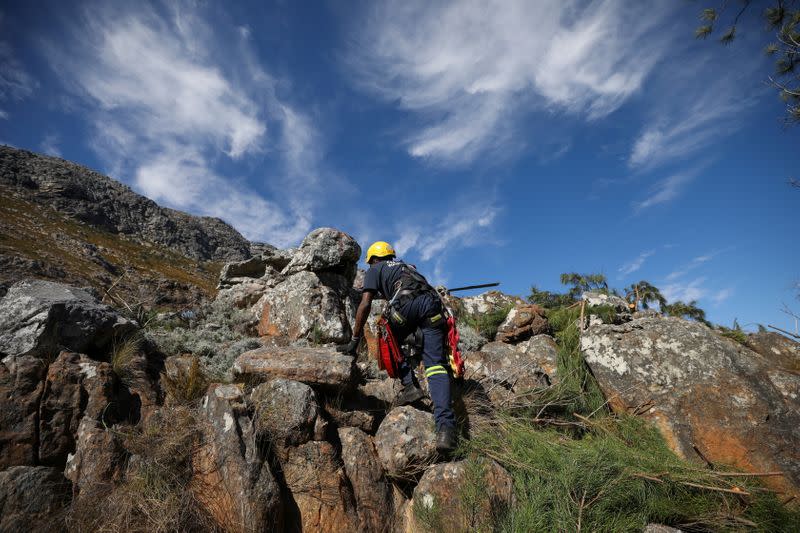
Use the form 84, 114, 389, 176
281, 227, 361, 282
234, 346, 355, 390
746, 331, 800, 373
193, 384, 283, 532
0, 355, 46, 468
0, 466, 71, 533
495, 304, 549, 343
581, 316, 800, 497
0, 280, 136, 359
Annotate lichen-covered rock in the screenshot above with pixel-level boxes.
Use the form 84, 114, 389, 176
338, 427, 394, 532
495, 304, 549, 343
0, 355, 46, 468
746, 331, 800, 372
460, 290, 524, 316
281, 227, 361, 282
324, 400, 380, 434
466, 339, 553, 405
192, 384, 283, 532
517, 334, 559, 383
250, 378, 318, 447
407, 459, 514, 533
0, 466, 71, 533
256, 271, 353, 343
582, 290, 632, 315
64, 418, 126, 494
282, 440, 359, 532
581, 316, 800, 497
0, 280, 136, 359
233, 346, 355, 389
374, 406, 437, 478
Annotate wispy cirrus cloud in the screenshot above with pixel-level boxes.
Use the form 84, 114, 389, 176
666, 249, 727, 281
347, 0, 675, 164
632, 169, 698, 213
0, 13, 37, 118
662, 277, 709, 303
42, 1, 321, 246
39, 133, 61, 157
618, 249, 655, 278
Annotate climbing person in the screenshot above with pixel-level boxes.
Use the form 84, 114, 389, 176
337, 241, 458, 453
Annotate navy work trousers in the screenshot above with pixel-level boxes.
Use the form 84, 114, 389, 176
390, 294, 456, 431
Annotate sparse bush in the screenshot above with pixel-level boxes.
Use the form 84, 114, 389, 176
457, 323, 488, 352
67, 406, 219, 533
529, 285, 575, 308
460, 304, 513, 341
161, 357, 210, 405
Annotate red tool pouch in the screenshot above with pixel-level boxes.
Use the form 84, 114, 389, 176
446, 315, 465, 379
377, 315, 404, 378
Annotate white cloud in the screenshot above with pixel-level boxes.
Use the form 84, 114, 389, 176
712, 287, 733, 304
662, 277, 708, 303
618, 250, 655, 277
43, 3, 319, 246
632, 170, 697, 213
0, 109, 7, 120
0, 16, 37, 108
347, 0, 673, 164
665, 249, 726, 281
394, 204, 499, 262
39, 134, 62, 157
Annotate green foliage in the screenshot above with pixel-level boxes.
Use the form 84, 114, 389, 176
528, 285, 575, 308
625, 280, 666, 311
559, 272, 609, 299
460, 304, 513, 341
663, 300, 709, 325
467, 415, 800, 532
694, 2, 800, 122
718, 319, 750, 346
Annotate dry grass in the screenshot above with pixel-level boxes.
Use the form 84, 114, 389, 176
110, 334, 143, 384
160, 357, 210, 406
66, 406, 220, 533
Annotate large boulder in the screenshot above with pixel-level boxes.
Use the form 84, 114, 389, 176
374, 406, 437, 479
192, 384, 283, 531
582, 290, 632, 315
460, 290, 524, 316
581, 316, 800, 497
282, 440, 360, 532
407, 459, 514, 533
234, 345, 355, 390
281, 227, 361, 282
0, 280, 136, 359
495, 304, 549, 343
338, 427, 394, 533
250, 378, 319, 447
0, 466, 71, 533
0, 355, 46, 468
256, 271, 353, 343
746, 331, 800, 372
465, 338, 556, 406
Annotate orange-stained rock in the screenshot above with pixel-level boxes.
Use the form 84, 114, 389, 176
496, 304, 549, 343
581, 315, 800, 497
282, 440, 359, 532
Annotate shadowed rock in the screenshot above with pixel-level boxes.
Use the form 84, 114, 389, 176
0, 355, 46, 468
495, 304, 549, 343
0, 466, 71, 533
338, 427, 394, 532
746, 331, 800, 372
251, 378, 319, 447
0, 280, 136, 359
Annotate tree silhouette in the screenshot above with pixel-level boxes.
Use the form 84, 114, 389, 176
559, 273, 609, 300
663, 300, 710, 325
625, 281, 667, 311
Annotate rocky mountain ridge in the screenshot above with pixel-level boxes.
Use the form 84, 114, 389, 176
0, 145, 252, 262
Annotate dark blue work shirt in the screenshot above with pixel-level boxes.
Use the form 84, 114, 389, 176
362, 259, 408, 300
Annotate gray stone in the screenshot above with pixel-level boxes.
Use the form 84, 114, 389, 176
374, 406, 437, 478
256, 271, 353, 343
746, 331, 800, 372
581, 316, 800, 498
0, 466, 71, 533
460, 290, 524, 316
250, 378, 318, 447
407, 459, 514, 533
465, 340, 553, 405
233, 346, 356, 389
193, 384, 283, 531
281, 227, 361, 282
582, 290, 631, 315
0, 280, 136, 359
338, 427, 394, 533
643, 525, 683, 533
495, 304, 549, 343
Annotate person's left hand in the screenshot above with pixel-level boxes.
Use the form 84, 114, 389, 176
336, 336, 361, 355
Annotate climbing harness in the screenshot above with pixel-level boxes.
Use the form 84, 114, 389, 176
376, 315, 403, 378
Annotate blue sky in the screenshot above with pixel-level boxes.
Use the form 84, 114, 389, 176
1, 0, 798, 332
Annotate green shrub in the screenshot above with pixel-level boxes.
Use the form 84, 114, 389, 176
466, 415, 800, 532
460, 304, 513, 341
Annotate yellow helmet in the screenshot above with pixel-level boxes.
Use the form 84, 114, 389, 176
365, 241, 396, 263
